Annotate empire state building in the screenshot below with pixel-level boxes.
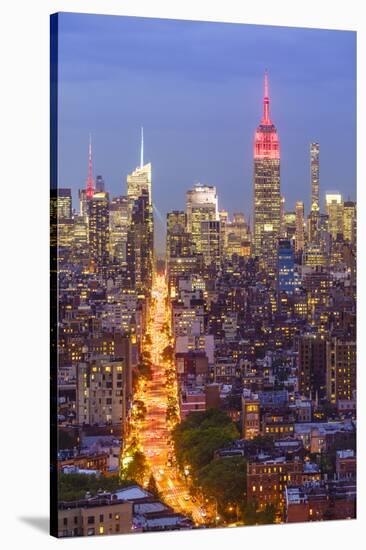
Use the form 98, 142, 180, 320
253, 72, 281, 276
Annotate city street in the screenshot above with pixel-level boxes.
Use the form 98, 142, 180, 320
123, 272, 206, 526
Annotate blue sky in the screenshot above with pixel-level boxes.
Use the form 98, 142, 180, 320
57, 12, 356, 253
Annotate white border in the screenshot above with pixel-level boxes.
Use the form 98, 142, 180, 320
0, 1, 364, 549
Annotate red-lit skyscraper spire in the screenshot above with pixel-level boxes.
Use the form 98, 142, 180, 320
262, 70, 270, 124
254, 71, 279, 160
253, 71, 281, 276
86, 133, 95, 199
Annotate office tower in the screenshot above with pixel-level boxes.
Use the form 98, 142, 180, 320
343, 201, 356, 245
295, 201, 305, 253
302, 243, 326, 267
126, 190, 153, 296
219, 210, 229, 255
78, 188, 88, 220
278, 239, 297, 294
186, 184, 218, 254
88, 191, 110, 270
307, 208, 320, 243
297, 334, 327, 399
325, 192, 344, 240
73, 215, 88, 250
283, 212, 296, 240
201, 220, 221, 267
303, 267, 331, 324
280, 196, 286, 237
76, 359, 126, 426
226, 213, 251, 257
310, 143, 320, 211
95, 175, 105, 192
126, 128, 152, 206
166, 211, 191, 259
326, 338, 356, 405
109, 196, 129, 265
253, 72, 281, 276
166, 211, 200, 294
50, 188, 72, 220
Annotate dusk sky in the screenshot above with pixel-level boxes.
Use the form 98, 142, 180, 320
57, 12, 356, 254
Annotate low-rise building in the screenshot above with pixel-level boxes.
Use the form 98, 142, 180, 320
58, 494, 133, 537
336, 450, 356, 480
285, 480, 356, 523
247, 456, 303, 515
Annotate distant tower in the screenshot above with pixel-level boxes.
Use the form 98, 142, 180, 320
88, 191, 110, 270
253, 71, 281, 276
95, 175, 105, 193
325, 192, 344, 240
295, 201, 305, 253
310, 143, 320, 211
127, 129, 152, 205
86, 134, 95, 199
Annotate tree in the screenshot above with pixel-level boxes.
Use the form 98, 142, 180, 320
172, 409, 239, 473
161, 345, 174, 362
189, 426, 239, 471
121, 450, 147, 485
137, 362, 152, 381
242, 502, 276, 525
59, 473, 133, 502
147, 474, 160, 497
197, 457, 247, 517
58, 429, 78, 450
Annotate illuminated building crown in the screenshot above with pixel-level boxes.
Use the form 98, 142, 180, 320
254, 71, 280, 160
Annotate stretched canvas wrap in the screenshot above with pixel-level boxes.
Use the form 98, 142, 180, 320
50, 12, 357, 538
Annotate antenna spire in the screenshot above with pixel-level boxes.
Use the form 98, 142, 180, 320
263, 70, 270, 124
86, 133, 95, 198
140, 126, 144, 168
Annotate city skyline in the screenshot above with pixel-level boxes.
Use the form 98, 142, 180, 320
58, 13, 356, 256
52, 13, 357, 537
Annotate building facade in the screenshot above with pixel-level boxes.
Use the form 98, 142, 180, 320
253, 72, 281, 276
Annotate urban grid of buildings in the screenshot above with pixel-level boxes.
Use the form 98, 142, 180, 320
51, 73, 356, 537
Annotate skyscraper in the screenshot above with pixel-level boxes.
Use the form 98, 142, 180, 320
295, 201, 305, 253
253, 72, 281, 276
50, 188, 72, 221
298, 334, 327, 399
201, 220, 221, 268
310, 143, 320, 211
343, 201, 356, 245
326, 338, 356, 404
126, 128, 152, 206
88, 191, 110, 270
95, 175, 105, 193
325, 192, 343, 240
109, 196, 129, 265
278, 239, 297, 294
126, 190, 154, 296
186, 184, 218, 255
166, 211, 191, 260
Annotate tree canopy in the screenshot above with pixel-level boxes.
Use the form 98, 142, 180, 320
172, 409, 239, 472
59, 473, 133, 502
198, 456, 247, 512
